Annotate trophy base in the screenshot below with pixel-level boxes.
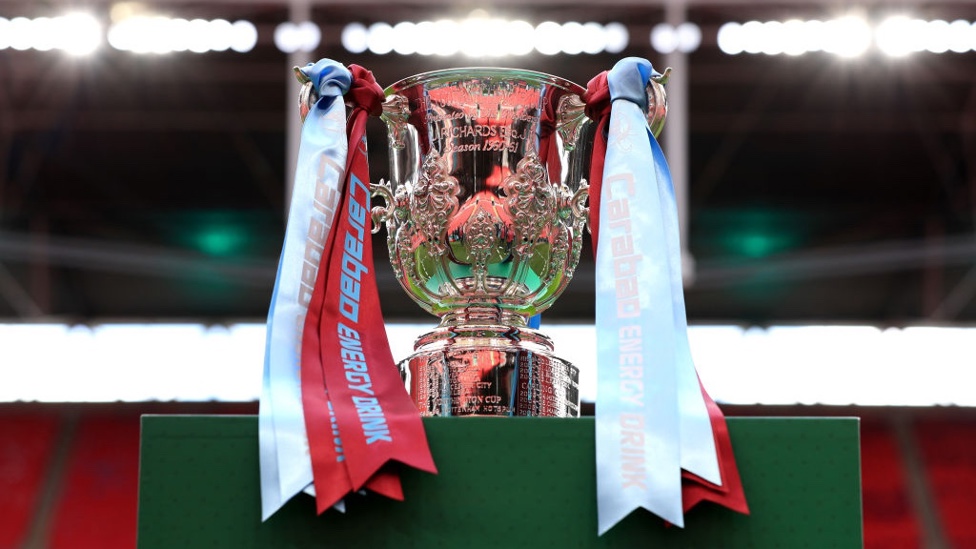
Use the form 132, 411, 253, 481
399, 322, 580, 418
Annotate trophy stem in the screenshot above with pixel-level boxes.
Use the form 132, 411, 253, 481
400, 307, 580, 418
438, 306, 528, 329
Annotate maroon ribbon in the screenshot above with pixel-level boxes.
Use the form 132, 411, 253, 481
581, 71, 612, 254
681, 379, 749, 514
300, 65, 436, 513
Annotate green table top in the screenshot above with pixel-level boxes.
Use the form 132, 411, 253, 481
138, 416, 862, 548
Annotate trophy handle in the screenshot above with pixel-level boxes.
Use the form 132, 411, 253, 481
647, 67, 671, 138
370, 180, 396, 234
556, 94, 589, 152
295, 68, 315, 123
556, 69, 670, 140
380, 94, 411, 150
570, 180, 590, 223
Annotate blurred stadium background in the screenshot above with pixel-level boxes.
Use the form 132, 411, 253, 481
2, 0, 976, 546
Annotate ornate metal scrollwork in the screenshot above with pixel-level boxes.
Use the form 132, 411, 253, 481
500, 154, 557, 258
410, 151, 460, 256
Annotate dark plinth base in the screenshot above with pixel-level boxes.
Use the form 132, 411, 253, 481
138, 416, 862, 548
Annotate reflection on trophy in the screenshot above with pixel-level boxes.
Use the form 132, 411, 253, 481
302, 67, 668, 418
371, 69, 594, 418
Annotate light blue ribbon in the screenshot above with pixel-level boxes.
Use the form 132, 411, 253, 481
595, 57, 718, 534
653, 122, 720, 487
259, 59, 351, 520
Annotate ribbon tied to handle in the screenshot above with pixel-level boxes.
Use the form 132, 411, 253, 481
259, 59, 436, 520
584, 57, 749, 534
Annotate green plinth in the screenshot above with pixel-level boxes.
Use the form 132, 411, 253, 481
138, 416, 862, 548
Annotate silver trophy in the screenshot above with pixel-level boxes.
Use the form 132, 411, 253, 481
301, 67, 668, 418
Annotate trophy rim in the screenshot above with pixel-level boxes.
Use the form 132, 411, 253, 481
384, 67, 586, 97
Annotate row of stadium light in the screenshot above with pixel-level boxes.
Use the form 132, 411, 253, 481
719, 16, 976, 57
0, 14, 102, 54
0, 14, 257, 54
337, 20, 631, 56
4, 13, 976, 57
108, 17, 258, 54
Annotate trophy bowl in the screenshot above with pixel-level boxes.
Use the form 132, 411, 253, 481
371, 68, 596, 418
